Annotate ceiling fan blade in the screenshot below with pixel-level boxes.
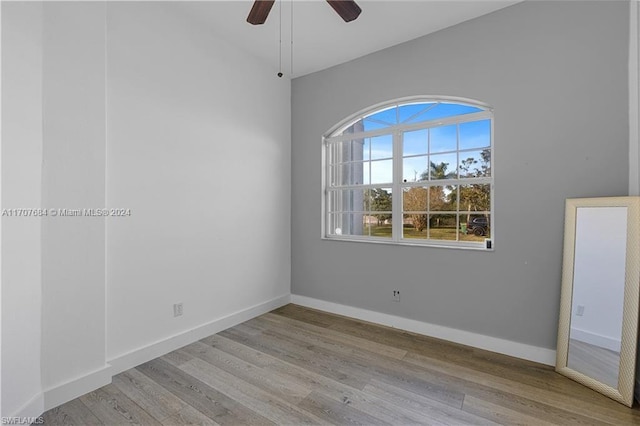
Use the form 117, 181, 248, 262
326, 0, 362, 23
247, 0, 275, 25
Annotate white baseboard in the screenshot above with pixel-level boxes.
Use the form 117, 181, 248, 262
43, 364, 112, 411
11, 391, 45, 420
108, 293, 291, 376
291, 294, 556, 366
569, 327, 621, 353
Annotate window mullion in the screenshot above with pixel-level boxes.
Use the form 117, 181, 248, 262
392, 130, 402, 241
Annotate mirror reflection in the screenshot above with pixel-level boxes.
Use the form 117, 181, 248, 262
567, 206, 627, 388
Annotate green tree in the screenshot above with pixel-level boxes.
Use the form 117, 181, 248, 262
418, 162, 456, 228
403, 187, 428, 231
365, 189, 392, 225
459, 149, 491, 224
419, 161, 456, 181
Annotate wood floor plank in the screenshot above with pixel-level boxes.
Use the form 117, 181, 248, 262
137, 358, 274, 425
271, 304, 335, 328
297, 391, 390, 426
161, 348, 196, 367
179, 357, 326, 425
363, 379, 498, 426
247, 314, 405, 367
182, 340, 312, 403
219, 327, 371, 390
461, 394, 557, 426
112, 368, 191, 422
259, 312, 408, 360
79, 383, 162, 426
160, 404, 220, 426
313, 383, 438, 425
200, 334, 275, 368
42, 398, 102, 425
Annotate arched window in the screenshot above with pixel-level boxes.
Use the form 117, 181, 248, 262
323, 97, 493, 249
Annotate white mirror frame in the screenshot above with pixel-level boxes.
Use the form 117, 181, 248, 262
556, 196, 640, 407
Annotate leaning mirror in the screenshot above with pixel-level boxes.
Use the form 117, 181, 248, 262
556, 196, 640, 407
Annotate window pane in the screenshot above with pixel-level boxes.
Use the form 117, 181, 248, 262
327, 190, 338, 212
363, 107, 397, 131
329, 188, 395, 213
403, 129, 428, 157
420, 103, 482, 122
362, 138, 370, 161
370, 134, 393, 160
429, 185, 455, 212
429, 214, 458, 241
403, 156, 428, 183
362, 162, 370, 185
459, 119, 491, 150
335, 140, 365, 162
461, 214, 490, 240
327, 189, 368, 213
371, 159, 393, 184
459, 149, 491, 178
403, 186, 428, 212
335, 161, 366, 185
328, 213, 365, 236
364, 214, 393, 238
459, 184, 491, 212
364, 188, 392, 213
364, 188, 392, 239
403, 213, 429, 239
430, 124, 457, 153
328, 213, 393, 238
429, 153, 457, 179
399, 103, 436, 123
328, 163, 370, 186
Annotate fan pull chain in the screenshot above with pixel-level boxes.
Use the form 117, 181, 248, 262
277, 0, 283, 77
290, 0, 294, 76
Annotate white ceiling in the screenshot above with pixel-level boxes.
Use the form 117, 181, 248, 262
180, 1, 520, 78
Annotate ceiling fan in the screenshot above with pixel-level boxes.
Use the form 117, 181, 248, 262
247, 0, 362, 25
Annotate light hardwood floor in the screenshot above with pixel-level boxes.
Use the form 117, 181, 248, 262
43, 304, 640, 425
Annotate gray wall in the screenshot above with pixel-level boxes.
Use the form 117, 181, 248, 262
291, 1, 629, 350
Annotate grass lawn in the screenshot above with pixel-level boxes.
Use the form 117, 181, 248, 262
364, 224, 488, 242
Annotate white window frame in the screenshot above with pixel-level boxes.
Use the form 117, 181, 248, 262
321, 96, 494, 250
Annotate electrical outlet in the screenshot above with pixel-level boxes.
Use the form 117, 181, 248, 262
173, 302, 183, 317
576, 305, 585, 316
393, 290, 400, 302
